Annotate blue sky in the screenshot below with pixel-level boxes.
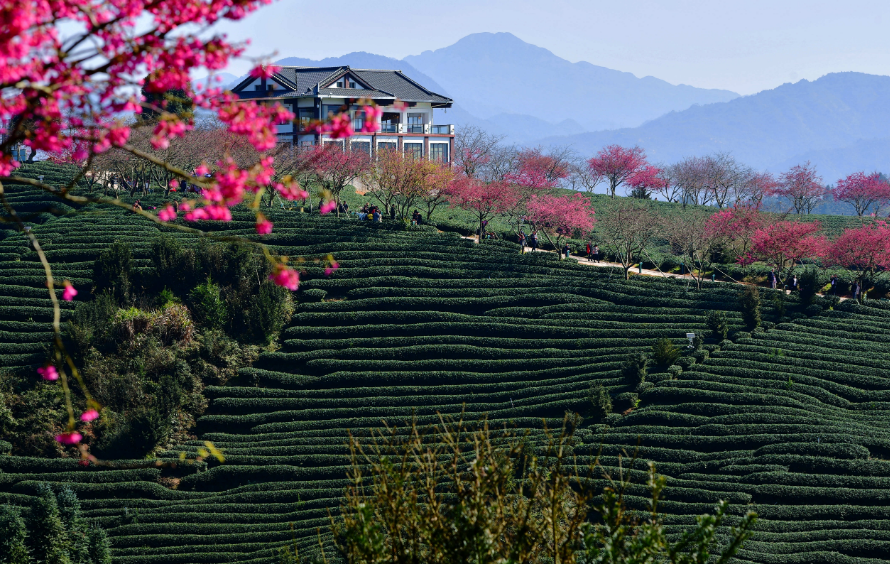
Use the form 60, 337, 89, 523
213, 0, 890, 96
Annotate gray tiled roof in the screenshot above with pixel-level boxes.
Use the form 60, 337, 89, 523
317, 88, 394, 99
234, 65, 452, 107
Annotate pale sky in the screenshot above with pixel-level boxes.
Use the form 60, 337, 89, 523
212, 0, 890, 96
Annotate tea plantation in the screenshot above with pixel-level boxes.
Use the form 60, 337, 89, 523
2, 184, 890, 563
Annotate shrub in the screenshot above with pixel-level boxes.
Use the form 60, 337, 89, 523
587, 383, 612, 421
798, 267, 820, 305
68, 291, 117, 353
651, 338, 681, 368
667, 365, 683, 379
620, 352, 648, 387
92, 240, 133, 303
189, 279, 227, 330
738, 286, 761, 330
0, 505, 29, 564
301, 288, 328, 302
705, 310, 728, 340
248, 282, 294, 345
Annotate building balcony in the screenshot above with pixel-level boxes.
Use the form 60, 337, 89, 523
376, 123, 454, 135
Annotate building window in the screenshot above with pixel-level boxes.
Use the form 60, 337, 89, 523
351, 141, 371, 155
325, 140, 345, 151
430, 143, 449, 163
377, 142, 397, 153
405, 143, 423, 159
407, 113, 424, 134
323, 105, 343, 118
297, 108, 314, 131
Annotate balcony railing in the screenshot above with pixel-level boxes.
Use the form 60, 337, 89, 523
406, 124, 425, 134
380, 123, 399, 133
430, 125, 453, 135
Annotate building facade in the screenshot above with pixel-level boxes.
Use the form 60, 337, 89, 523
231, 66, 454, 163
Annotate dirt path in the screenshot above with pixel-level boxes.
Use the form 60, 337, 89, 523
465, 235, 851, 299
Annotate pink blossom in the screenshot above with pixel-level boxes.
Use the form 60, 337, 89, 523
324, 260, 339, 276
55, 432, 83, 445
170, 179, 179, 188
158, 204, 177, 222
587, 145, 648, 197
195, 164, 209, 176
360, 105, 382, 133
249, 64, 281, 79
80, 409, 100, 422
327, 114, 354, 139
62, 282, 77, 301
393, 100, 408, 111
256, 214, 273, 235
269, 263, 299, 290
274, 181, 309, 201
320, 200, 337, 215
38, 365, 59, 381
504, 148, 570, 188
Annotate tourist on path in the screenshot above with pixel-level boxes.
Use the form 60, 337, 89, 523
593, 244, 600, 263
768, 269, 777, 289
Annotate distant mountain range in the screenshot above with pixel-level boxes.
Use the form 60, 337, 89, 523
213, 33, 890, 182
404, 33, 739, 131
541, 72, 890, 182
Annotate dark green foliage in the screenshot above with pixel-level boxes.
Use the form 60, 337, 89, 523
651, 338, 681, 368
738, 285, 762, 330
189, 279, 227, 330
86, 525, 112, 564
705, 309, 728, 340
68, 292, 117, 354
691, 333, 703, 351
588, 383, 612, 421
798, 267, 820, 305
0, 505, 30, 564
140, 83, 194, 122
92, 240, 133, 302
27, 486, 69, 564
620, 352, 648, 387
772, 291, 787, 318
248, 282, 292, 345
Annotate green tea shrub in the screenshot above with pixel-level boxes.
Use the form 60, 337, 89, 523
301, 288, 327, 302
248, 282, 294, 345
651, 338, 681, 368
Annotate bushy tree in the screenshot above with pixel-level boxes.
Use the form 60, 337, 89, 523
738, 286, 762, 330
86, 524, 112, 564
55, 488, 89, 564
93, 240, 134, 303
621, 352, 649, 386
0, 505, 30, 564
189, 279, 228, 330
651, 338, 682, 368
588, 383, 613, 421
706, 310, 729, 340
27, 486, 69, 564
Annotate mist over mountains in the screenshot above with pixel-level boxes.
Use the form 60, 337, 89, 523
247, 32, 890, 182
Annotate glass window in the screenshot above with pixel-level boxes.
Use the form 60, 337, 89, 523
405, 143, 423, 159
377, 142, 397, 153
407, 113, 424, 125
297, 108, 314, 131
429, 143, 449, 163
323, 105, 343, 118
351, 141, 371, 155
325, 140, 345, 151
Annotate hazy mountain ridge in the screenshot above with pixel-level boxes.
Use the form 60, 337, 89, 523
539, 72, 890, 181
404, 32, 740, 131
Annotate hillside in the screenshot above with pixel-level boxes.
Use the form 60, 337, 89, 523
404, 32, 739, 131
2, 181, 890, 562
543, 72, 890, 181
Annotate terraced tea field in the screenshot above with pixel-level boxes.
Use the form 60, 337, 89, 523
2, 186, 890, 563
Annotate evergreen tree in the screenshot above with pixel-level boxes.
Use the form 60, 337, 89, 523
738, 286, 762, 330
85, 525, 112, 564
27, 486, 70, 564
55, 489, 88, 564
0, 504, 31, 564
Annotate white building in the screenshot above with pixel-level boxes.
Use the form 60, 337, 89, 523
231, 65, 454, 163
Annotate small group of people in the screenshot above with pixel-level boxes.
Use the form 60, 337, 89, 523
337, 201, 350, 214
768, 269, 863, 300
411, 210, 424, 225
585, 242, 600, 263
358, 203, 382, 222
518, 230, 538, 253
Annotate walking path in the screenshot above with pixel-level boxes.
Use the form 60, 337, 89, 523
464, 235, 852, 299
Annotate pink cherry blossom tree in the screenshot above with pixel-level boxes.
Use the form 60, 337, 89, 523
834, 172, 890, 217
774, 162, 828, 215
308, 144, 371, 217
705, 204, 765, 268
587, 145, 648, 198
626, 165, 667, 199
525, 193, 596, 254
504, 147, 571, 189
740, 171, 778, 209
447, 177, 519, 243
751, 220, 827, 278
825, 221, 890, 285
